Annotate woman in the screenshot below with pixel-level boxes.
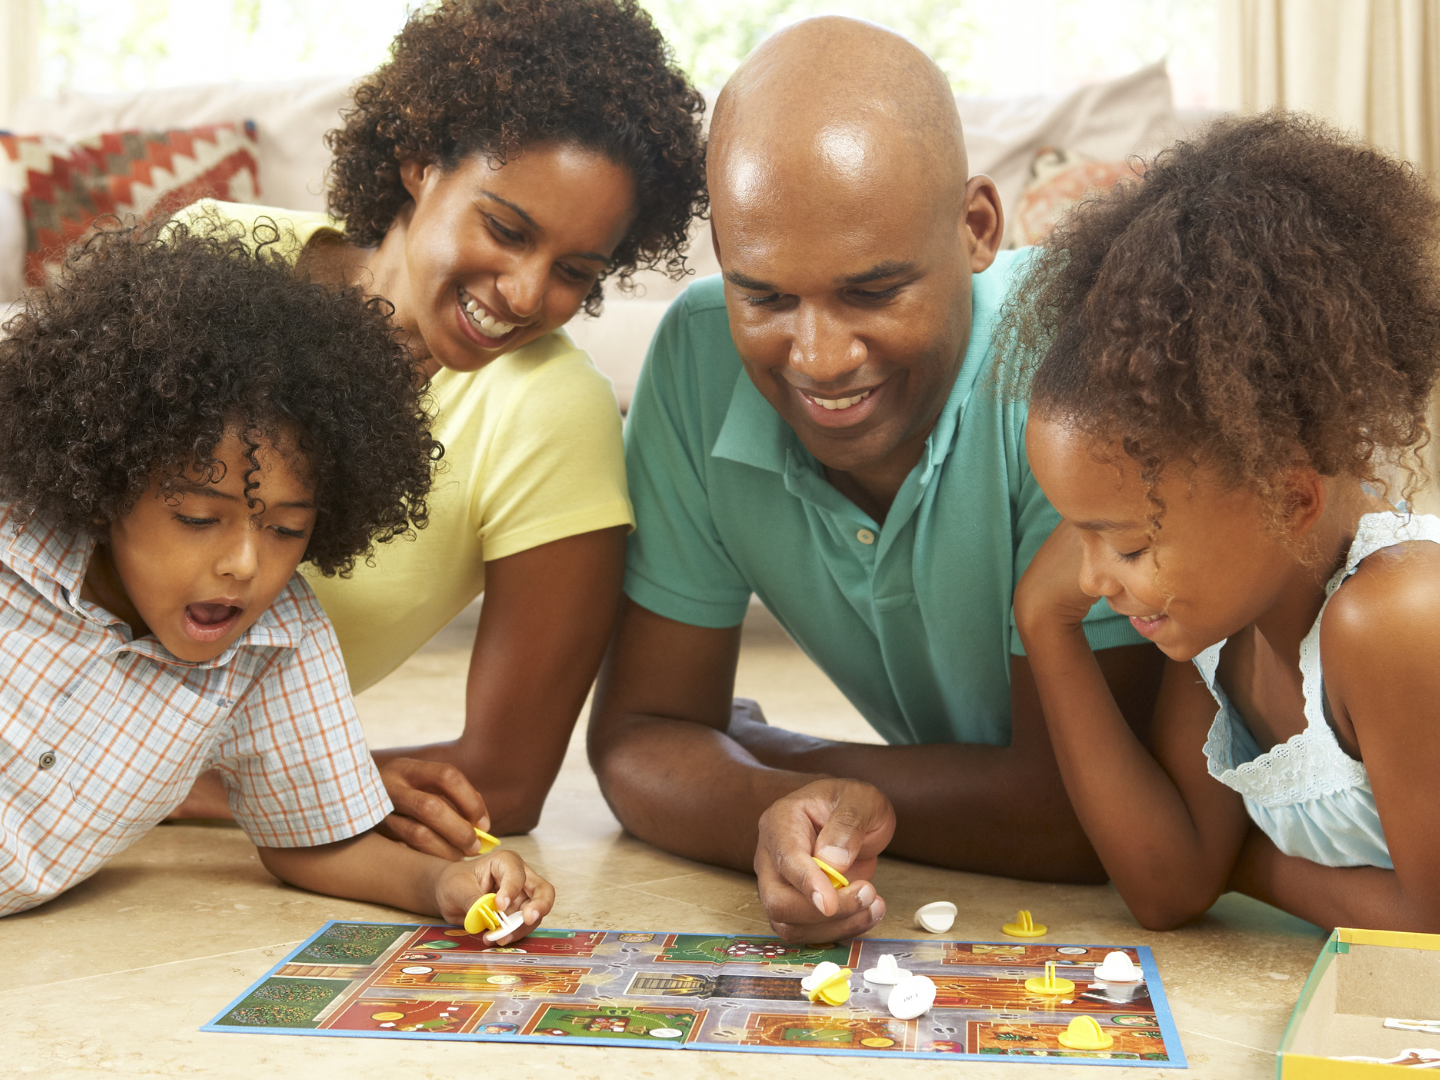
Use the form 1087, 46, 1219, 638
173, 0, 706, 856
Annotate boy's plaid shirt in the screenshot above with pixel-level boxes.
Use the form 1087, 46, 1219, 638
0, 504, 392, 916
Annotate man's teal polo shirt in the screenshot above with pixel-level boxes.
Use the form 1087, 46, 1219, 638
622, 250, 1141, 747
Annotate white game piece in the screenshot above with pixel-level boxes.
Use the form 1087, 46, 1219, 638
484, 909, 525, 943
863, 953, 911, 985
887, 974, 937, 1019
1093, 951, 1142, 983
800, 961, 840, 992
915, 901, 957, 934
649, 1028, 684, 1038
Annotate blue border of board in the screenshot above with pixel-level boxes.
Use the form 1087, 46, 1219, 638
202, 920, 1188, 1067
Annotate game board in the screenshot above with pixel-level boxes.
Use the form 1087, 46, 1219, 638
203, 921, 1187, 1066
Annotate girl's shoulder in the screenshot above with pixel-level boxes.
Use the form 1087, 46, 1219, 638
1321, 516, 1440, 677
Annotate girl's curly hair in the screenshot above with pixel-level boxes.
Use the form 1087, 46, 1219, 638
1004, 111, 1440, 529
0, 216, 441, 577
327, 0, 708, 316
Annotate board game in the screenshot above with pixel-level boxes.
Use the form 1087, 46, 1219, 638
203, 921, 1187, 1065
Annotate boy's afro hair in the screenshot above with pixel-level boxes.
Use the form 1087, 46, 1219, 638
1004, 110, 1440, 522
326, 0, 708, 316
0, 215, 441, 577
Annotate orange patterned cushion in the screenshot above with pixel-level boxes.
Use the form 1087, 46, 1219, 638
1013, 148, 1142, 247
0, 121, 260, 285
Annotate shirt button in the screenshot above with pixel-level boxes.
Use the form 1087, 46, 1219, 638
38, 751, 56, 769
857, 529, 876, 545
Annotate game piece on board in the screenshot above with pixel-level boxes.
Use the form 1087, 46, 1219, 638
1002, 909, 1047, 937
805, 966, 853, 1006
1057, 1015, 1114, 1051
474, 827, 501, 854
1093, 951, 1142, 983
811, 856, 849, 889
799, 961, 840, 992
463, 892, 503, 935
1025, 960, 1076, 997
887, 974, 937, 1020
486, 909, 525, 942
1386, 1019, 1440, 1035
863, 953, 910, 985
915, 901, 956, 933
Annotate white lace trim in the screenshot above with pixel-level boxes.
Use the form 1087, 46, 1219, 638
1197, 511, 1440, 807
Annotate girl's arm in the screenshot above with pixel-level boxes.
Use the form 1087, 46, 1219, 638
373, 526, 627, 855
1015, 522, 1251, 930
257, 833, 554, 933
1231, 545, 1440, 932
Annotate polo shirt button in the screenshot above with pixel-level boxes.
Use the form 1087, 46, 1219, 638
38, 751, 56, 769
857, 529, 876, 545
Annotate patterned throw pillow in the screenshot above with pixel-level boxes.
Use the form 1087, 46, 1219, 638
1012, 148, 1142, 247
0, 121, 260, 285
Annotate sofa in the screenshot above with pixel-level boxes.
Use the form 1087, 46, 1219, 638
2, 60, 1216, 407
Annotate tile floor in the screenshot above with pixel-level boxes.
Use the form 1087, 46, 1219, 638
5, 603, 1326, 1078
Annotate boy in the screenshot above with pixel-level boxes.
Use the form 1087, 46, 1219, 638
0, 220, 553, 930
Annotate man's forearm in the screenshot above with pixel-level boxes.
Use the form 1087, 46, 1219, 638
591, 714, 828, 873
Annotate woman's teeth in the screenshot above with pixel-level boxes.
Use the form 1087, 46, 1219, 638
460, 291, 515, 337
810, 390, 873, 411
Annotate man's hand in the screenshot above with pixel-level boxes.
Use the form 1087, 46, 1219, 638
434, 850, 556, 944
375, 757, 490, 860
755, 778, 896, 943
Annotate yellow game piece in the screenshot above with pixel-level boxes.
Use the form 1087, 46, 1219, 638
370, 1011, 406, 1022
473, 827, 500, 854
1002, 909, 1048, 937
1057, 1015, 1114, 1051
463, 892, 503, 935
812, 856, 848, 889
1024, 961, 1076, 997
806, 966, 853, 1006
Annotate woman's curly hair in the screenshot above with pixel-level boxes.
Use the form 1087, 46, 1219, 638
327, 0, 707, 315
1004, 111, 1440, 529
0, 216, 441, 577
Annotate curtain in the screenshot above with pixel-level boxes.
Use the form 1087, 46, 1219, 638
1220, 0, 1440, 183
2, 0, 42, 129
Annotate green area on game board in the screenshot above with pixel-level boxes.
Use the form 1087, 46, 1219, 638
218, 977, 351, 1028
657, 934, 852, 966
524, 1004, 700, 1042
290, 923, 416, 965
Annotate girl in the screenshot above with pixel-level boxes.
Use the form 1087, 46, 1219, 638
1010, 112, 1440, 932
172, 0, 707, 853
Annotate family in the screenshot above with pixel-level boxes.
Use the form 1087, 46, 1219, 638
4, 0, 1439, 941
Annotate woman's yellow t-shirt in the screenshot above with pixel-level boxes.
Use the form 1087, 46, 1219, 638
180, 200, 634, 691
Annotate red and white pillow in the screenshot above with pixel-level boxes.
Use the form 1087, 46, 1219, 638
0, 120, 260, 287
1012, 147, 1143, 248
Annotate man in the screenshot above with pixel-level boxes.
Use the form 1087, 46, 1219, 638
588, 17, 1162, 943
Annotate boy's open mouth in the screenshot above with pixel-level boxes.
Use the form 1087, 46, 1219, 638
183, 602, 243, 643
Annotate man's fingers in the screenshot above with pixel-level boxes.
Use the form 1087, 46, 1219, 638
813, 785, 892, 870
412, 761, 490, 832
771, 894, 887, 945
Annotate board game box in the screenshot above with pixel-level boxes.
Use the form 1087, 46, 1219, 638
203, 920, 1187, 1065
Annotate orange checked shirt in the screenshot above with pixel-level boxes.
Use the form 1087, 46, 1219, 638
0, 504, 393, 916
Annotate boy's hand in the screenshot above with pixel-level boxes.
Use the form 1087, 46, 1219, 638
1015, 520, 1101, 634
436, 850, 555, 944
376, 758, 490, 861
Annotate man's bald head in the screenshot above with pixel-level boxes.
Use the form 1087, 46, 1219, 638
709, 17, 968, 216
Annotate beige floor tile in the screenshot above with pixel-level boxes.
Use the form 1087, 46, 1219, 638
3, 601, 1326, 1077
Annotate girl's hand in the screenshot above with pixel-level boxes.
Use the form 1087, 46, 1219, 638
1016, 520, 1101, 635
436, 851, 555, 943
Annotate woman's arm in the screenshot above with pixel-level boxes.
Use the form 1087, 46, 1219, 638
1234, 544, 1440, 932
373, 525, 627, 856
258, 833, 553, 934
1015, 522, 1250, 929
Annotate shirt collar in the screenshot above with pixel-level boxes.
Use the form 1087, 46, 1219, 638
0, 503, 303, 665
